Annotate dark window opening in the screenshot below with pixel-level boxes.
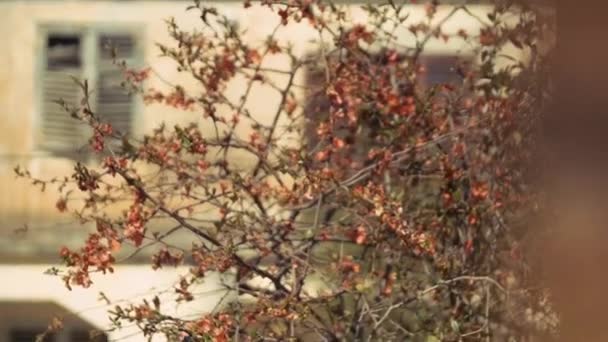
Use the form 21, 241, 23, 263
419, 55, 467, 86
47, 35, 81, 70
70, 329, 109, 342
10, 328, 55, 342
301, 51, 472, 190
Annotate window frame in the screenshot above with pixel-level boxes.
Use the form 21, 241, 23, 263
34, 22, 145, 159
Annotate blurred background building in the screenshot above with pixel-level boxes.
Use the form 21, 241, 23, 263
0, 1, 496, 341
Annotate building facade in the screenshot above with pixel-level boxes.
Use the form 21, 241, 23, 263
0, 1, 499, 340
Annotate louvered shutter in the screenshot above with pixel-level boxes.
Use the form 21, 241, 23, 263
41, 35, 86, 154
96, 34, 136, 137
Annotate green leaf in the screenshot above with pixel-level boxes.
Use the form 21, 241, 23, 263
426, 336, 441, 342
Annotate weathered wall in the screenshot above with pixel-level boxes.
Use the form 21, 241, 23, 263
0, 1, 498, 232
0, 1, 503, 340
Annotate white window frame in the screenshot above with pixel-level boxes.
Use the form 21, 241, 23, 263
34, 22, 145, 160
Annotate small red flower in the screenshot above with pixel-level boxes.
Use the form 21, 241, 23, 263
56, 198, 68, 213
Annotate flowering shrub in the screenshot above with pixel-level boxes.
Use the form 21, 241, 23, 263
20, 0, 556, 341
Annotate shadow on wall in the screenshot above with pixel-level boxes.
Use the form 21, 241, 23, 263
0, 300, 107, 342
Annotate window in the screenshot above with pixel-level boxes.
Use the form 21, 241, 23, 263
42, 33, 84, 155
299, 51, 470, 223
70, 329, 109, 342
39, 26, 142, 158
303, 51, 469, 164
10, 328, 55, 342
419, 54, 466, 86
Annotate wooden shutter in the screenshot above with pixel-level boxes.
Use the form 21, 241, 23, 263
96, 34, 136, 137
303, 60, 329, 151
41, 34, 86, 154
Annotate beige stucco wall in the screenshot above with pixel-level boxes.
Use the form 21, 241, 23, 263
0, 1, 502, 227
